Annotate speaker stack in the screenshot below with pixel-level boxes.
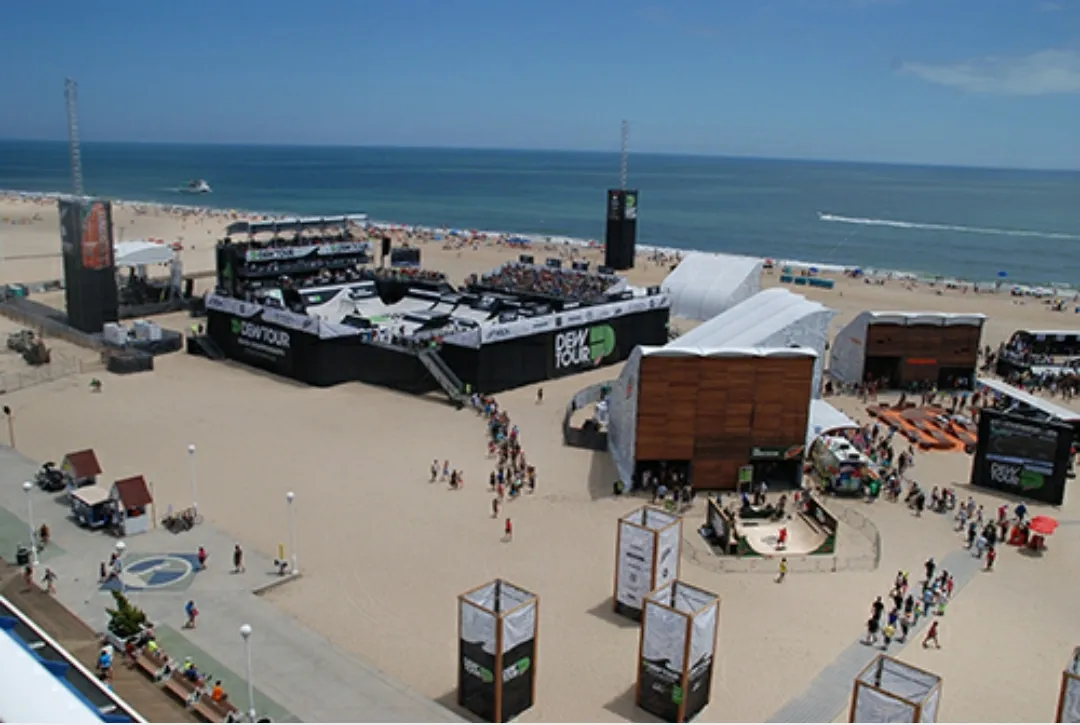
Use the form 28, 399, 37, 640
604, 189, 638, 271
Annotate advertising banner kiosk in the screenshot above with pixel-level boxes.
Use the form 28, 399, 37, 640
850, 655, 942, 723
614, 506, 683, 620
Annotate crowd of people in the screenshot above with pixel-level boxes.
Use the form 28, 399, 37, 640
471, 263, 616, 303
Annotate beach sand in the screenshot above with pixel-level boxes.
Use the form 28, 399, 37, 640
1, 194, 1078, 722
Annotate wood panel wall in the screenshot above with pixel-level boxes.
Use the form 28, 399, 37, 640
635, 355, 814, 490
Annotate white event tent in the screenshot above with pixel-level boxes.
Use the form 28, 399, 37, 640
606, 288, 837, 486
661, 252, 763, 321
114, 241, 176, 267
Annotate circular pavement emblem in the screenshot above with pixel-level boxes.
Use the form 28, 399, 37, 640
116, 555, 196, 590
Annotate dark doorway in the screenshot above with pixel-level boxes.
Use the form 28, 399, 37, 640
635, 460, 692, 490
938, 366, 975, 390
865, 356, 901, 387
751, 459, 802, 490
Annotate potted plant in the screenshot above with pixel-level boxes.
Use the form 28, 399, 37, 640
105, 590, 150, 650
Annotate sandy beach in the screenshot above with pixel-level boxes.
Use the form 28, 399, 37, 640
1, 193, 1078, 722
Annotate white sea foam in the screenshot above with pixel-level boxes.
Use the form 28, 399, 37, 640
819, 212, 1080, 241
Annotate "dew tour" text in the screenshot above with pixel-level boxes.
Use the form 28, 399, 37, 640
239, 321, 291, 349
554, 329, 592, 369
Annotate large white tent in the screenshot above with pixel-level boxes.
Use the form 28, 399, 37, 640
805, 398, 859, 451
606, 288, 835, 486
661, 252, 763, 321
829, 311, 986, 385
114, 241, 176, 267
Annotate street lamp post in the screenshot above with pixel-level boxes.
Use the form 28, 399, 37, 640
239, 623, 256, 723
3, 405, 14, 449
286, 491, 297, 575
115, 540, 127, 596
21, 481, 38, 566
187, 444, 198, 515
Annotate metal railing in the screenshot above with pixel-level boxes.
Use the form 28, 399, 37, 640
0, 352, 92, 393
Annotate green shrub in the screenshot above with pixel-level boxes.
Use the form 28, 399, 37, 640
106, 590, 148, 639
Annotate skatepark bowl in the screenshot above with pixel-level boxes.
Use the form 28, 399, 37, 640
735, 516, 826, 557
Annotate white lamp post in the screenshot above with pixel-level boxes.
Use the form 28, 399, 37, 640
115, 540, 127, 595
187, 444, 198, 515
286, 491, 297, 575
21, 481, 38, 566
239, 623, 256, 723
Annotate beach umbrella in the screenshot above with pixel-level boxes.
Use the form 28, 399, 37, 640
1030, 515, 1058, 536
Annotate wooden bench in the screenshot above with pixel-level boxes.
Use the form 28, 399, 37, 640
192, 693, 241, 723
133, 648, 170, 681
162, 670, 202, 707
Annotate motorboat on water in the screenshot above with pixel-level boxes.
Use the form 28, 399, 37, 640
181, 179, 212, 194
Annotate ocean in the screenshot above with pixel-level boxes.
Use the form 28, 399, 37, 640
2, 140, 1079, 286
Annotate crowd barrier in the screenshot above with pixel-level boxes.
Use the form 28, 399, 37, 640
0, 352, 88, 394
562, 381, 612, 451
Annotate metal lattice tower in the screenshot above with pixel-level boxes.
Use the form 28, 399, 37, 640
619, 120, 630, 190
65, 78, 85, 196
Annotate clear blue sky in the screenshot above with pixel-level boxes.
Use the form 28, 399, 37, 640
3, 0, 1080, 168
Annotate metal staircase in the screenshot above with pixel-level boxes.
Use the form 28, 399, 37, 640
417, 348, 466, 404
192, 335, 225, 361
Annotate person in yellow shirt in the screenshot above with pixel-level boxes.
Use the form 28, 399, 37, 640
776, 557, 788, 583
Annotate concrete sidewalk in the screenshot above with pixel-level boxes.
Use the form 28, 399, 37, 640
0, 445, 462, 723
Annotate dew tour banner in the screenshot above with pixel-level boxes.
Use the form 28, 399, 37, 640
971, 408, 1072, 506
458, 582, 538, 723
640, 599, 688, 723
553, 323, 617, 372
616, 521, 655, 617
459, 600, 498, 722
684, 600, 718, 722
655, 521, 682, 592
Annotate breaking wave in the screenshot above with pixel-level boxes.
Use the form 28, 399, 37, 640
818, 212, 1080, 241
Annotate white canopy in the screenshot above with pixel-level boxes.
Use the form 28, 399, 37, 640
977, 378, 1080, 423
662, 252, 763, 321
806, 398, 860, 450
114, 241, 176, 267
829, 310, 987, 385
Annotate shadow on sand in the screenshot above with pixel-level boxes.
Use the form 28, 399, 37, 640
604, 683, 664, 723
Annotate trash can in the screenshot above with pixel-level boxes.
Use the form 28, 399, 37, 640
15, 544, 30, 566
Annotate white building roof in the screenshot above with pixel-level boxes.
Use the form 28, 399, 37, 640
661, 252, 763, 321
643, 345, 818, 360
859, 311, 987, 327
668, 288, 832, 352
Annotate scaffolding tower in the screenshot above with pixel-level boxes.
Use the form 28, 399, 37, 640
65, 78, 85, 197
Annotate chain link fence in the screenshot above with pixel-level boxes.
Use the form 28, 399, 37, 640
0, 351, 96, 393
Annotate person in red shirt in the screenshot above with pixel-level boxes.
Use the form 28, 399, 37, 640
504, 518, 513, 542
777, 527, 788, 550
922, 621, 941, 649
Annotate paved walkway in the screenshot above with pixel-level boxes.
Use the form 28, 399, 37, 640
0, 445, 462, 723
766, 531, 984, 722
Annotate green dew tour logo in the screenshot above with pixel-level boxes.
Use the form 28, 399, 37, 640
230, 319, 242, 335
555, 325, 617, 370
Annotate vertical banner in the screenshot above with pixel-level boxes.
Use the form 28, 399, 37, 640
459, 599, 498, 721
616, 522, 655, 615
81, 201, 114, 270
655, 521, 681, 591
685, 601, 717, 721
500, 601, 537, 721
640, 598, 687, 722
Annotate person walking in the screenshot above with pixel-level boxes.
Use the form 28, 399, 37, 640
864, 616, 880, 646
924, 557, 935, 584
776, 558, 788, 583
504, 518, 513, 542
986, 545, 997, 571
882, 622, 895, 651
41, 567, 57, 594
184, 600, 199, 630
923, 620, 941, 649
197, 546, 208, 570
233, 544, 245, 573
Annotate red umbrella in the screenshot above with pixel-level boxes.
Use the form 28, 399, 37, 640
1030, 515, 1059, 536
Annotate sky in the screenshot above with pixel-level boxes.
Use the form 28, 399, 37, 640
2, 0, 1080, 169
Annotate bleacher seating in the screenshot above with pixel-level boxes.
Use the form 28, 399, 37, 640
470, 263, 616, 304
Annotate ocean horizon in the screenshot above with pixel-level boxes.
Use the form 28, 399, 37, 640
2, 139, 1079, 287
